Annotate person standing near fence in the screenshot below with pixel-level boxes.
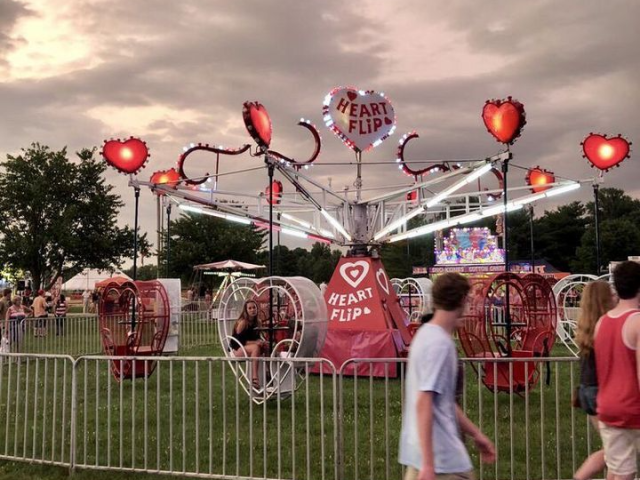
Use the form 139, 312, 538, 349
572, 280, 614, 480
594, 261, 640, 480
399, 272, 495, 480
55, 294, 68, 336
5, 296, 31, 354
32, 289, 48, 337
82, 289, 91, 313
0, 288, 11, 323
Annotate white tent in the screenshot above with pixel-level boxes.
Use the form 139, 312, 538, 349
62, 269, 132, 291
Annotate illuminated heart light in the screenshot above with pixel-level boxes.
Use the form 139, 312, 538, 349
243, 101, 272, 149
582, 133, 631, 172
102, 138, 149, 175
526, 166, 555, 194
323, 86, 396, 153
265, 180, 283, 205
150, 168, 181, 194
406, 190, 418, 202
482, 97, 526, 145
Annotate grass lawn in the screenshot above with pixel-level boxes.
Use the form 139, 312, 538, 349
1, 336, 596, 480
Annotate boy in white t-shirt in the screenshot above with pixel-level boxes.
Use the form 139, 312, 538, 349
399, 273, 495, 480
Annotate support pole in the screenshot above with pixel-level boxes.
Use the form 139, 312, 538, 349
268, 160, 275, 354
133, 187, 140, 281
131, 186, 140, 330
502, 154, 512, 354
166, 202, 172, 278
594, 182, 601, 275
529, 204, 535, 272
156, 195, 162, 278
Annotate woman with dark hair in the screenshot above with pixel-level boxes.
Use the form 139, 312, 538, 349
573, 280, 615, 480
232, 300, 265, 389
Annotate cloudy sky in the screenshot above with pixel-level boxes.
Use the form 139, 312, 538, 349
1, 0, 638, 259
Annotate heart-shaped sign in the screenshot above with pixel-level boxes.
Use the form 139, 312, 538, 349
376, 269, 390, 295
391, 277, 433, 322
582, 134, 631, 172
526, 166, 555, 194
150, 168, 181, 194
339, 261, 370, 289
217, 276, 327, 404
323, 87, 396, 153
482, 97, 526, 145
265, 180, 283, 205
102, 137, 149, 175
243, 101, 272, 149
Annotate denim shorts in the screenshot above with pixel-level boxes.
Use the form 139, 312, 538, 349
578, 385, 598, 416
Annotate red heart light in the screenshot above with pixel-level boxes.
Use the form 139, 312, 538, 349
482, 98, 526, 144
150, 168, 181, 194
265, 180, 283, 205
102, 138, 149, 175
526, 166, 555, 194
582, 134, 631, 172
243, 101, 272, 149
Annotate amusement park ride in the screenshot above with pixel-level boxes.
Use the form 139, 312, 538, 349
99, 86, 631, 394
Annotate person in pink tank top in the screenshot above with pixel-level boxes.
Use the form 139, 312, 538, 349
594, 261, 640, 480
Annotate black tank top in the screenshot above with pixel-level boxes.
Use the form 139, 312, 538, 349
233, 319, 261, 346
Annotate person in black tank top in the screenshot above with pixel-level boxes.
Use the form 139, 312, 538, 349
573, 280, 615, 480
232, 300, 265, 389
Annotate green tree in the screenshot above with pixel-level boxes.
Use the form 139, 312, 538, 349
257, 242, 342, 283
531, 202, 587, 272
0, 143, 144, 290
164, 212, 266, 282
123, 264, 159, 281
573, 218, 640, 273
571, 188, 640, 273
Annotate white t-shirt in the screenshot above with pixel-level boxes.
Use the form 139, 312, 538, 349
399, 324, 472, 473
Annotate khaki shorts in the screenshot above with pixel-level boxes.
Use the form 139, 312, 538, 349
599, 422, 640, 475
404, 466, 474, 480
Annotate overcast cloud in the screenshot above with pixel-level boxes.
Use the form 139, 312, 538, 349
1, 0, 638, 262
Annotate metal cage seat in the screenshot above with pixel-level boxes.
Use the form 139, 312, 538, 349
99, 280, 171, 380
459, 273, 557, 393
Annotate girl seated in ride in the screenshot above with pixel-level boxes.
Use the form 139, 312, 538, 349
231, 300, 266, 389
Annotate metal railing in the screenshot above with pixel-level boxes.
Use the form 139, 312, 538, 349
8, 311, 217, 357
0, 354, 596, 480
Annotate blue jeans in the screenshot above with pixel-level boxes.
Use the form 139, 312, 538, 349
578, 384, 598, 416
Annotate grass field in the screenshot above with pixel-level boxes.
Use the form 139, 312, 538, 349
1, 330, 597, 480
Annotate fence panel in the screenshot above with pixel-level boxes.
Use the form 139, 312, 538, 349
18, 316, 101, 356
14, 311, 217, 357
338, 357, 599, 480
73, 355, 338, 480
0, 353, 75, 467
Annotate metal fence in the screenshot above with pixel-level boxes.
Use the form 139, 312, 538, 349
11, 311, 217, 357
0, 354, 597, 480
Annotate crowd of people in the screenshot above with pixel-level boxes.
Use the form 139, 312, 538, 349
0, 287, 69, 354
